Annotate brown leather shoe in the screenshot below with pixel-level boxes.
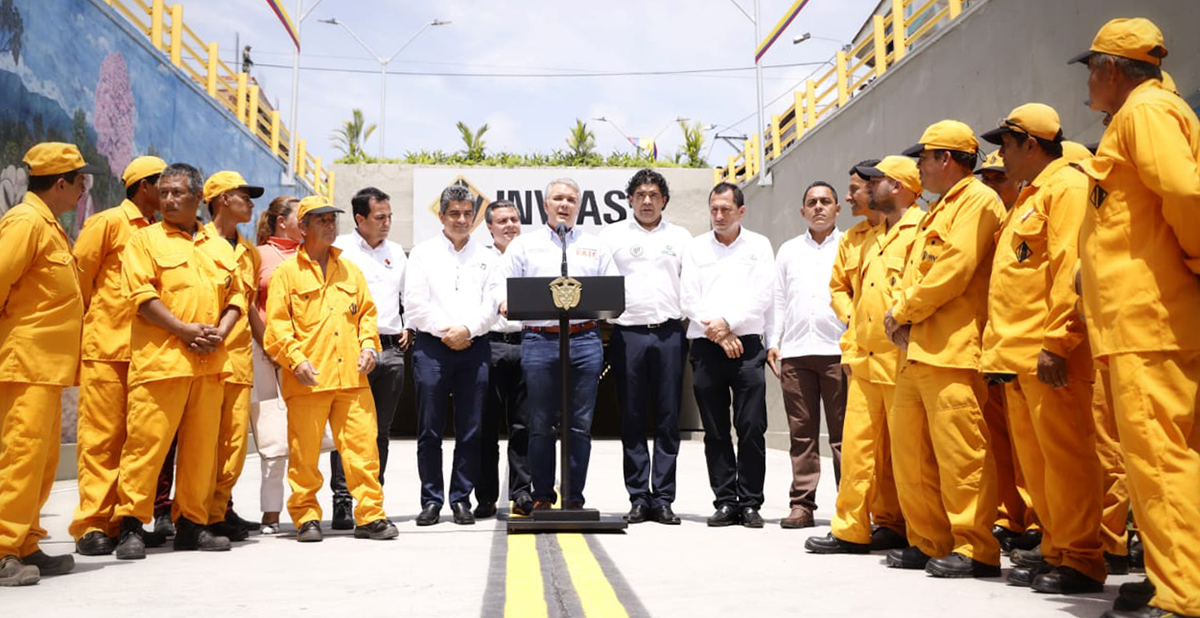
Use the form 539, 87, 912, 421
532, 500, 554, 511
780, 507, 815, 529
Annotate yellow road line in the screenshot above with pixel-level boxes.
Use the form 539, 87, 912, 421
504, 534, 549, 618
556, 534, 629, 618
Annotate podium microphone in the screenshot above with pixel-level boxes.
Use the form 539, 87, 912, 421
556, 223, 569, 277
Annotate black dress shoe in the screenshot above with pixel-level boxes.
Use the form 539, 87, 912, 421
564, 501, 585, 510
1100, 607, 1193, 618
651, 505, 681, 525
926, 552, 1001, 578
624, 503, 649, 524
706, 505, 739, 527
805, 533, 870, 555
114, 517, 147, 560
20, 550, 74, 576
416, 503, 441, 526
1128, 536, 1144, 570
1012, 547, 1045, 568
1031, 565, 1104, 594
452, 502, 476, 525
209, 521, 249, 542
354, 518, 399, 540
297, 520, 322, 543
1114, 579, 1155, 612
886, 546, 931, 569
474, 502, 498, 519
173, 518, 230, 552
153, 511, 175, 538
740, 506, 764, 528
993, 525, 1021, 553
76, 531, 115, 556
1106, 552, 1130, 575
870, 527, 908, 551
1011, 529, 1042, 551
1007, 561, 1052, 587
511, 494, 535, 516
225, 509, 260, 532
331, 497, 354, 530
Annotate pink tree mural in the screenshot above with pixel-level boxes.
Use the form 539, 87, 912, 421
94, 51, 134, 177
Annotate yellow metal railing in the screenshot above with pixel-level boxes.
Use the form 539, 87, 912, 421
103, 0, 332, 198
717, 0, 967, 184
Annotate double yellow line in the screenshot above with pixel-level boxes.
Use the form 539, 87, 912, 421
504, 533, 629, 618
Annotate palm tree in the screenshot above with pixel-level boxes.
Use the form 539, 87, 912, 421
456, 121, 489, 162
565, 119, 596, 159
678, 120, 707, 168
331, 109, 376, 163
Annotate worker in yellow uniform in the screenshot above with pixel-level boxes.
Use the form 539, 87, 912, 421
882, 120, 1004, 578
0, 143, 93, 586
979, 103, 1106, 594
264, 196, 398, 543
829, 160, 884, 328
1070, 17, 1200, 618
198, 171, 265, 542
805, 156, 922, 554
112, 162, 244, 560
69, 155, 165, 556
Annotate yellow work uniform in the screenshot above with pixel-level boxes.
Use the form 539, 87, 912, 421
889, 175, 1004, 565
113, 222, 244, 525
829, 206, 922, 544
1077, 78, 1200, 615
830, 218, 877, 358
1091, 366, 1129, 557
0, 193, 84, 558
198, 222, 261, 525
264, 246, 384, 527
68, 199, 154, 539
983, 383, 1037, 534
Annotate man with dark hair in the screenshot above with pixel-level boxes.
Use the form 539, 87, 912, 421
830, 161, 883, 369
681, 182, 775, 528
601, 169, 692, 525
767, 181, 846, 530
329, 186, 409, 529
974, 151, 1021, 210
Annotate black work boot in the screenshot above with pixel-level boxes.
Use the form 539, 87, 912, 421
173, 517, 230, 552
115, 517, 147, 560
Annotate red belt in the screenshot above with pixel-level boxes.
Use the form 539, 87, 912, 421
525, 321, 598, 335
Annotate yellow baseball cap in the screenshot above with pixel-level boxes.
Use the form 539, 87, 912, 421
855, 155, 922, 196
981, 103, 1064, 145
1069, 18, 1167, 67
902, 120, 979, 157
295, 195, 343, 219
23, 142, 104, 176
203, 171, 265, 203
974, 151, 1006, 174
1062, 141, 1094, 163
122, 156, 167, 188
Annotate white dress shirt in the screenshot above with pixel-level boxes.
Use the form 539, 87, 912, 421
600, 217, 692, 327
489, 225, 619, 328
483, 241, 521, 334
333, 231, 406, 335
770, 228, 846, 358
404, 232, 496, 338
680, 226, 775, 340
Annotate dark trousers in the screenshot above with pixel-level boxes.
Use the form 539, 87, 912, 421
611, 321, 686, 507
690, 336, 768, 509
523, 329, 603, 505
476, 336, 531, 505
780, 355, 846, 511
153, 436, 177, 514
413, 333, 488, 507
330, 342, 405, 501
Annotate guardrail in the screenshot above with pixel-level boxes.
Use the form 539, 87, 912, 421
715, 0, 966, 185
103, 0, 334, 199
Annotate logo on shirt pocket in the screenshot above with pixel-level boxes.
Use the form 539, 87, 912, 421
1090, 185, 1108, 210
1016, 241, 1033, 263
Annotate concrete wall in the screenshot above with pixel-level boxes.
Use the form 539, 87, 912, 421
740, 0, 1200, 449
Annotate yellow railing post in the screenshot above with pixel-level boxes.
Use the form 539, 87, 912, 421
836, 50, 849, 106
327, 170, 336, 200
873, 15, 887, 76
296, 140, 308, 180
770, 114, 781, 160
313, 156, 323, 195
713, 168, 722, 185
235, 73, 248, 123
270, 110, 281, 155
948, 0, 962, 19
805, 79, 816, 127
728, 154, 737, 181
891, 0, 907, 62
206, 42, 218, 96
794, 90, 806, 137
150, 0, 165, 51
169, 4, 182, 67
247, 84, 259, 131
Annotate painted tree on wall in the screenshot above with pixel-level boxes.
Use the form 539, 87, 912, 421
94, 52, 134, 177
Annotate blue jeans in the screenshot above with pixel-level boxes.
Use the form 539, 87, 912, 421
522, 329, 603, 505
413, 333, 489, 507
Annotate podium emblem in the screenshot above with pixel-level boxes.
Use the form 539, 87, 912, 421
549, 276, 583, 310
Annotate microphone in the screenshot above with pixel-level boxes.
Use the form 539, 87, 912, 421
555, 223, 569, 277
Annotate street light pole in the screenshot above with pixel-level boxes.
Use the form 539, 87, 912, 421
591, 116, 638, 156
753, 0, 770, 186
285, 0, 328, 187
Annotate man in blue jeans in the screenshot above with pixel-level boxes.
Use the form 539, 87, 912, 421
491, 178, 618, 509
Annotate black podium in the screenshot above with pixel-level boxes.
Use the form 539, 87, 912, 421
505, 271, 628, 534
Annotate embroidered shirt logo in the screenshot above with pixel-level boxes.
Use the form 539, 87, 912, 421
1016, 241, 1033, 263
1090, 185, 1108, 209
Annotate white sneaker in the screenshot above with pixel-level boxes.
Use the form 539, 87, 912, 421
260, 523, 280, 535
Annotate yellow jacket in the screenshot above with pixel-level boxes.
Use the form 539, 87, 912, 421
73, 199, 154, 363
122, 221, 244, 387
199, 222, 261, 385
982, 158, 1092, 377
264, 245, 380, 400
892, 175, 1004, 370
831, 218, 878, 358
1077, 78, 1200, 356
844, 205, 924, 384
0, 193, 84, 386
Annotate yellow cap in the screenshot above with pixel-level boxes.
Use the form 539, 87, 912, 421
856, 155, 923, 196
203, 170, 265, 203
295, 195, 343, 220
981, 103, 1064, 145
122, 156, 167, 188
1062, 141, 1094, 163
975, 151, 1006, 174
1069, 18, 1167, 67
23, 142, 104, 176
902, 120, 979, 157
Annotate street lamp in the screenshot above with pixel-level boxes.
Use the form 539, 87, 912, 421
794, 32, 852, 53
284, 0, 330, 187
591, 116, 637, 154
321, 17, 451, 159
728, 0, 770, 186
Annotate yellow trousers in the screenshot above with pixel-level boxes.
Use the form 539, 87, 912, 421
1092, 366, 1130, 557
1109, 351, 1200, 616
286, 388, 384, 527
70, 360, 129, 539
207, 383, 251, 524
830, 376, 904, 544
983, 383, 1037, 534
0, 382, 62, 558
114, 375, 222, 525
1006, 374, 1106, 582
890, 363, 1000, 565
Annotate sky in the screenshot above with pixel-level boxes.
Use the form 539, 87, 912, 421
178, 0, 880, 166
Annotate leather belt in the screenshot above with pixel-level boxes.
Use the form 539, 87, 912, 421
379, 333, 404, 349
489, 331, 523, 344
618, 319, 681, 330
525, 321, 598, 335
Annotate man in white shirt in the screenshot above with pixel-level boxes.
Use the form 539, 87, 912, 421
491, 178, 619, 509
405, 185, 495, 526
600, 169, 692, 526
329, 187, 410, 530
474, 199, 533, 518
767, 181, 848, 530
680, 182, 775, 528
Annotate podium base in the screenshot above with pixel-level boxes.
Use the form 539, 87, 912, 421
506, 508, 629, 534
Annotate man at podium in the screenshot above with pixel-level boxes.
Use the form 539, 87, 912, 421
490, 179, 618, 509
